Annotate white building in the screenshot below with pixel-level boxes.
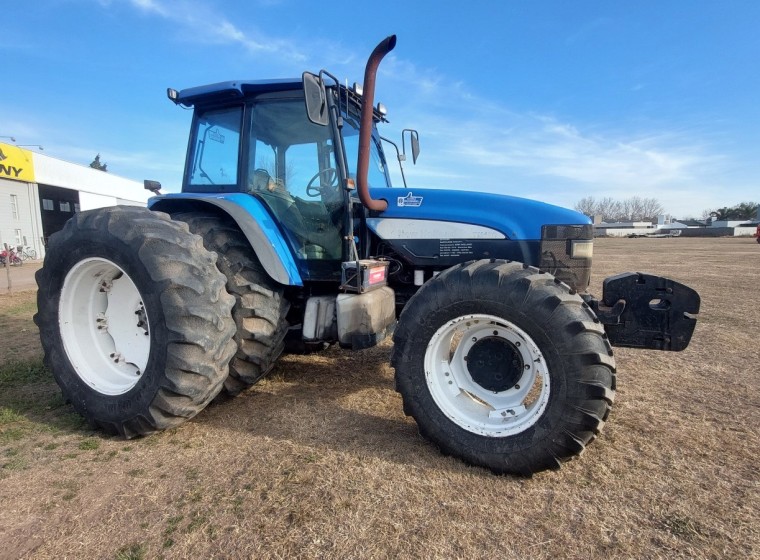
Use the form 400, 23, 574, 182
0, 142, 150, 258
710, 220, 750, 228
593, 220, 657, 237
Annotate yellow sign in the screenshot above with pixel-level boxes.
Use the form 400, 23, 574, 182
0, 142, 35, 183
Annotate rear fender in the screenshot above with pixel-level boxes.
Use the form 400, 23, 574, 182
149, 193, 302, 286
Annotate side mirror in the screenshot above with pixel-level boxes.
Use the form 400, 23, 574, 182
144, 180, 162, 194
302, 72, 329, 126
403, 129, 420, 164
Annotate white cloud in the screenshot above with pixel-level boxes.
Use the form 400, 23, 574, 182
382, 84, 735, 217
129, 0, 169, 16
119, 0, 307, 62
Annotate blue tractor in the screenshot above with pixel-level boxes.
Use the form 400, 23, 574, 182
35, 36, 699, 474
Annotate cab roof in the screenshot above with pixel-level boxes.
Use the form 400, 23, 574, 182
173, 79, 302, 107
171, 78, 389, 122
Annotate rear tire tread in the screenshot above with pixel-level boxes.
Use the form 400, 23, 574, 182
35, 206, 236, 437
171, 212, 290, 395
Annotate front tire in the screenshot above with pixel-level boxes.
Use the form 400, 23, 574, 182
35, 206, 236, 437
392, 260, 616, 475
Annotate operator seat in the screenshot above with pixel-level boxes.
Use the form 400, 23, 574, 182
248, 169, 338, 259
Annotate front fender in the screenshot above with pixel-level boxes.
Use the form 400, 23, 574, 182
149, 193, 302, 286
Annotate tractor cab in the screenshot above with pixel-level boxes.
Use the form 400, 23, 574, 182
171, 79, 394, 284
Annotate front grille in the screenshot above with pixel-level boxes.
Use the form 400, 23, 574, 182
539, 224, 593, 290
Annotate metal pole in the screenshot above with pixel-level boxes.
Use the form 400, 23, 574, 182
4, 244, 11, 292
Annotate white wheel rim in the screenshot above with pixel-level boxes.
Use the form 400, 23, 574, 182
424, 313, 550, 437
59, 258, 151, 395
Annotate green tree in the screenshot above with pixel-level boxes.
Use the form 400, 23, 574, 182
709, 207, 733, 221
89, 154, 108, 172
734, 201, 759, 220
708, 202, 759, 221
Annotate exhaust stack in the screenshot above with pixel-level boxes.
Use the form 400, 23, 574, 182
356, 35, 396, 213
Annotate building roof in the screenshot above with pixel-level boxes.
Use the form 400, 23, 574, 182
31, 151, 150, 204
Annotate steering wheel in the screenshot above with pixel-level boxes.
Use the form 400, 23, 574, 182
305, 168, 339, 197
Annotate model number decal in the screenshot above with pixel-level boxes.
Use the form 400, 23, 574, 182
397, 192, 423, 207
439, 240, 474, 257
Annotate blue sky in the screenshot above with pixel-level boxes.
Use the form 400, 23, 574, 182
2, 0, 758, 218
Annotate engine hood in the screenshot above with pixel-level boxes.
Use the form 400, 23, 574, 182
368, 188, 590, 240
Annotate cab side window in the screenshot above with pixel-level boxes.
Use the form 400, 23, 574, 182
189, 106, 242, 186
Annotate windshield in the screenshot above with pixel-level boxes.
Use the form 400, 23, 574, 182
342, 112, 392, 190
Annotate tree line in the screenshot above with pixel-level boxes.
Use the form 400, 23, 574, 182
575, 197, 759, 223
574, 196, 664, 222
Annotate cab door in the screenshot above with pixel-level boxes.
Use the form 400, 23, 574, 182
246, 96, 346, 282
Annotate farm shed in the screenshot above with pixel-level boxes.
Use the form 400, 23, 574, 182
0, 142, 149, 259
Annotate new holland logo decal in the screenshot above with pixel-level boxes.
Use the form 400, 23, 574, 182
397, 192, 423, 207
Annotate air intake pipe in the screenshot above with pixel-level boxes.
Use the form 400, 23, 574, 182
356, 35, 396, 212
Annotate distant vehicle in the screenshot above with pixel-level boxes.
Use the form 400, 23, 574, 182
628, 230, 682, 238
0, 245, 22, 266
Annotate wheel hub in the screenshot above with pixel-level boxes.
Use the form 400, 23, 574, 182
424, 313, 550, 437
466, 336, 524, 392
60, 258, 150, 395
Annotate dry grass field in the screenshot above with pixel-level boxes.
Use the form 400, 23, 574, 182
0, 237, 758, 559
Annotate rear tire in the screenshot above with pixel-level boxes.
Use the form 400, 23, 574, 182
392, 260, 616, 476
34, 206, 236, 437
172, 212, 290, 395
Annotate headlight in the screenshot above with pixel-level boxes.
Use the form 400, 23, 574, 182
570, 240, 594, 259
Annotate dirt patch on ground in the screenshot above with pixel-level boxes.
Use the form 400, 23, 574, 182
0, 237, 758, 559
